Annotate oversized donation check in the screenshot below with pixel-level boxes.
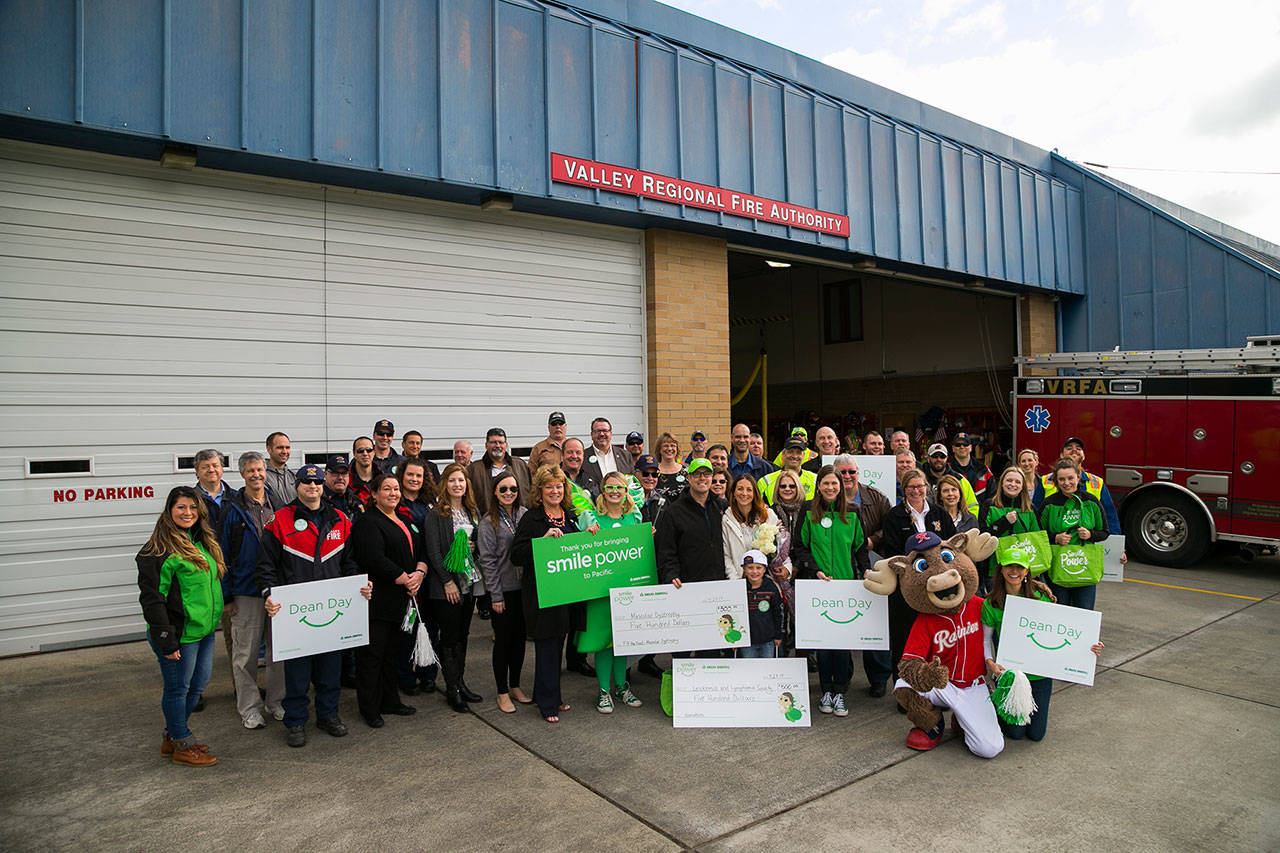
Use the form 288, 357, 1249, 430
673, 658, 811, 728
270, 574, 369, 662
1102, 535, 1125, 582
995, 595, 1102, 686
793, 579, 889, 650
610, 578, 750, 655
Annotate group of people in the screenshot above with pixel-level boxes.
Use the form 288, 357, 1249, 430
137, 413, 1117, 765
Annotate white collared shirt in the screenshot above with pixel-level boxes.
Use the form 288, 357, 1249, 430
593, 445, 617, 476
908, 500, 931, 533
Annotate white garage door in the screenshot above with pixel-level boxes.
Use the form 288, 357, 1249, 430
0, 141, 646, 656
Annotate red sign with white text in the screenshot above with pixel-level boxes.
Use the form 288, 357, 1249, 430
551, 154, 850, 238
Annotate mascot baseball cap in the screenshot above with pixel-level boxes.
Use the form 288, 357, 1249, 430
906, 531, 942, 554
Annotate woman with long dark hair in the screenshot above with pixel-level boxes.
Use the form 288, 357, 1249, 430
477, 471, 532, 713
137, 486, 226, 766
422, 463, 484, 712
394, 457, 439, 697
511, 465, 577, 723
351, 473, 425, 728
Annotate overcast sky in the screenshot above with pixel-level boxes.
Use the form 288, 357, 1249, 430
660, 0, 1280, 246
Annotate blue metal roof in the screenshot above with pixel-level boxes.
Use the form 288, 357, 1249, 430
0, 0, 1084, 293
1053, 156, 1280, 351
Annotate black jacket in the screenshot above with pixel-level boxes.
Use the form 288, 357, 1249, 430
879, 503, 958, 558
655, 491, 725, 584
324, 486, 364, 520
419, 507, 481, 601
350, 509, 420, 623
510, 506, 577, 639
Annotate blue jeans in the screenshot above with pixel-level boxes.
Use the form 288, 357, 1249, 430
1003, 677, 1054, 742
148, 631, 215, 743
1048, 582, 1097, 611
738, 642, 777, 658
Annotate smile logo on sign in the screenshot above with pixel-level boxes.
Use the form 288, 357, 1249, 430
615, 590, 634, 607
821, 609, 861, 625
677, 662, 696, 678
1057, 548, 1091, 576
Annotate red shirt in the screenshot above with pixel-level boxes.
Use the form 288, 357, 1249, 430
902, 596, 986, 687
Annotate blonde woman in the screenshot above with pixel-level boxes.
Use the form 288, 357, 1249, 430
137, 486, 226, 766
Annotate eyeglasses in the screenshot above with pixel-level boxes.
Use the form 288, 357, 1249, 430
354, 447, 374, 454
374, 431, 393, 437
906, 484, 928, 492
603, 484, 627, 493
497, 486, 519, 494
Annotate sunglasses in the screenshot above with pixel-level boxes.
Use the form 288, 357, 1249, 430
354, 447, 374, 454
627, 439, 643, 445
637, 469, 658, 476
497, 485, 519, 494
778, 483, 797, 490
298, 478, 323, 485
374, 431, 393, 437
838, 470, 858, 477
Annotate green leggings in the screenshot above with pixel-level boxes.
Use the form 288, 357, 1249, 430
595, 647, 628, 692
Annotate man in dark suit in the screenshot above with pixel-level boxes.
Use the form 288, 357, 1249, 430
579, 417, 634, 485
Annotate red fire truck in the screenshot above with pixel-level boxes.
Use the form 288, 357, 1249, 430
1014, 337, 1280, 567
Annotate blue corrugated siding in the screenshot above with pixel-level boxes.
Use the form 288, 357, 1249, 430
0, 0, 1083, 291
1054, 154, 1279, 350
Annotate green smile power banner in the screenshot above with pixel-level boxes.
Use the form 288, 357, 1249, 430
532, 526, 658, 608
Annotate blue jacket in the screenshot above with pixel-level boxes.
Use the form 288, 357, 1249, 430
220, 488, 272, 598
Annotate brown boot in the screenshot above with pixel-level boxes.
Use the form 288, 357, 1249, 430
161, 734, 211, 756
171, 742, 218, 766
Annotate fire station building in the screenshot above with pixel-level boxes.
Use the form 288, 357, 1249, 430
1, 0, 1277, 654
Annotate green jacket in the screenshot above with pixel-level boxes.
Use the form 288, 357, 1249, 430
158, 542, 224, 643
1038, 491, 1109, 545
795, 502, 866, 580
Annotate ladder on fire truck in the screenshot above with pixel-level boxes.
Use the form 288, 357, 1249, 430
1015, 335, 1280, 375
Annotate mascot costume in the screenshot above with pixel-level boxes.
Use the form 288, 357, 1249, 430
864, 530, 1004, 759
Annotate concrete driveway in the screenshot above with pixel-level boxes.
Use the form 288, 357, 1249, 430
2, 553, 1276, 851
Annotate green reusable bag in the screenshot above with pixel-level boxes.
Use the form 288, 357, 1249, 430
660, 670, 674, 718
1049, 543, 1104, 587
994, 531, 1052, 576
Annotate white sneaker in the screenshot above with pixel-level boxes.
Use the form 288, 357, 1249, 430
267, 706, 285, 722
243, 711, 266, 729
818, 692, 834, 714
832, 693, 849, 717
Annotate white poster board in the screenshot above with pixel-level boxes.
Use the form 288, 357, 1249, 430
1102, 535, 1125, 582
269, 575, 369, 662
793, 579, 890, 650
995, 595, 1102, 686
610, 579, 749, 656
673, 658, 811, 728
853, 455, 897, 500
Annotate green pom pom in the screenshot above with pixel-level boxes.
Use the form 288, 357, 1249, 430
989, 670, 1037, 725
444, 528, 473, 574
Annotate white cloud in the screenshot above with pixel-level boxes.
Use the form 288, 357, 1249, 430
943, 1, 1006, 40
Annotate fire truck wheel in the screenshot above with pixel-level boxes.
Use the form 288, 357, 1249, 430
1125, 490, 1210, 568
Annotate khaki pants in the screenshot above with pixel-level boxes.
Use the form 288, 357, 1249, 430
229, 596, 285, 721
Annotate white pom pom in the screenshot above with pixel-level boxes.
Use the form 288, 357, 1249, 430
412, 623, 438, 668
1000, 671, 1038, 724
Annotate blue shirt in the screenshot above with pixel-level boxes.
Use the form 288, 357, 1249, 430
728, 453, 775, 480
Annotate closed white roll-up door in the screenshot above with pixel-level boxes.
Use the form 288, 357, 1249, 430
0, 141, 645, 656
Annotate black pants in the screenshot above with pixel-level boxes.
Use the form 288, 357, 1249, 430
282, 650, 341, 729
396, 604, 440, 689
887, 588, 915, 679
533, 635, 565, 718
428, 594, 474, 691
817, 649, 853, 694
355, 620, 401, 720
490, 596, 527, 694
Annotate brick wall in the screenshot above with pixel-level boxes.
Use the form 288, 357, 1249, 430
646, 229, 730, 447
1020, 293, 1058, 374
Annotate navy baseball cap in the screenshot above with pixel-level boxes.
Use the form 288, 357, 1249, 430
296, 464, 325, 484
951, 432, 972, 446
626, 431, 644, 444
325, 454, 350, 473
1062, 436, 1085, 450
906, 531, 942, 554
374, 419, 394, 434
783, 436, 806, 450
634, 454, 659, 472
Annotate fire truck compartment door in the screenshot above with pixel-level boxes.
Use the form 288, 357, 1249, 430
1231, 400, 1280, 541
1185, 474, 1229, 496
1186, 400, 1235, 473
1104, 399, 1146, 466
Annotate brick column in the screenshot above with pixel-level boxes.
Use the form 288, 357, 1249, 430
645, 229, 730, 446
1020, 293, 1058, 375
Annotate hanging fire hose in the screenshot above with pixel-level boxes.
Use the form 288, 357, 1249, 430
731, 350, 768, 456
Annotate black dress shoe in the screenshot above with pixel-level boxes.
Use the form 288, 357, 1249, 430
638, 657, 664, 678
459, 684, 482, 703
446, 689, 470, 713
572, 662, 597, 678
868, 682, 887, 698
363, 714, 385, 728
383, 704, 417, 716
476, 609, 491, 621
420, 680, 437, 694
